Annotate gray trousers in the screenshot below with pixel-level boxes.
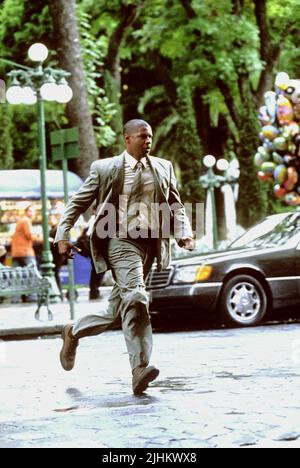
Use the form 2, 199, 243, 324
72, 238, 156, 370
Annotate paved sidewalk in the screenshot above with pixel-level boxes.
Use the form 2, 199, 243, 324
1, 324, 300, 447
0, 287, 112, 339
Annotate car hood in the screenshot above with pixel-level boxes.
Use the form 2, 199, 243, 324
171, 245, 284, 267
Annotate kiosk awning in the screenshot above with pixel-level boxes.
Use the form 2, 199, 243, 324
0, 170, 83, 199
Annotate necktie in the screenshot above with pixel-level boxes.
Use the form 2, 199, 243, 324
127, 161, 143, 235
129, 161, 143, 205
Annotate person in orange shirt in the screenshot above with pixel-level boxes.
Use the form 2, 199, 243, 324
11, 204, 36, 268
11, 204, 38, 303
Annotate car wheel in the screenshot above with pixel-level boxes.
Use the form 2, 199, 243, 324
219, 275, 268, 327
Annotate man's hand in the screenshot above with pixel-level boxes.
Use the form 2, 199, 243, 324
58, 240, 81, 259
178, 237, 196, 251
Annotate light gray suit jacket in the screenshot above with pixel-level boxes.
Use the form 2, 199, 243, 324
55, 154, 193, 273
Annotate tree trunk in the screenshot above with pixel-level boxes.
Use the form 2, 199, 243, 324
253, 0, 281, 107
103, 2, 146, 153
48, 0, 98, 180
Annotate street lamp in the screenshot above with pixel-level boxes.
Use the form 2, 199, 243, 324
3, 43, 73, 299
200, 156, 232, 250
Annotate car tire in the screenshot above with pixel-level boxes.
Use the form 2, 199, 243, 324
219, 275, 268, 327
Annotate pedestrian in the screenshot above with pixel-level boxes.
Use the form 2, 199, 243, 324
11, 204, 37, 266
11, 204, 38, 302
55, 119, 195, 395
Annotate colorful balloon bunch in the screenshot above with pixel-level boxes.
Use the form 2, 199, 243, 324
255, 72, 300, 206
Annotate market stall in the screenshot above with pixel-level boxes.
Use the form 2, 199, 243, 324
0, 170, 92, 287
0, 169, 84, 249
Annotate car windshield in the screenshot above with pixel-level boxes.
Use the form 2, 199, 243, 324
230, 212, 300, 249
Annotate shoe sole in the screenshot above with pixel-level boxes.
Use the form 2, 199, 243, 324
59, 327, 74, 372
133, 367, 160, 395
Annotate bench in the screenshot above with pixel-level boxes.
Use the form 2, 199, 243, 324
0, 263, 53, 321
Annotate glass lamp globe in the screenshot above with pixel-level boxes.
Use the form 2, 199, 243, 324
231, 169, 240, 179
56, 84, 73, 103
40, 82, 58, 101
216, 159, 229, 171
203, 155, 216, 168
28, 43, 48, 62
230, 159, 239, 170
22, 86, 37, 105
6, 86, 24, 105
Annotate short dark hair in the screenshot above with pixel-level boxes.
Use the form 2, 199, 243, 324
123, 119, 151, 136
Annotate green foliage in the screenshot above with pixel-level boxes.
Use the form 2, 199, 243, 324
0, 0, 52, 62
0, 104, 13, 169
77, 7, 117, 148
1, 0, 300, 229
0, 0, 62, 169
175, 85, 204, 204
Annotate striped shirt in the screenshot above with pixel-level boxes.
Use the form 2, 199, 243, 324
118, 151, 156, 232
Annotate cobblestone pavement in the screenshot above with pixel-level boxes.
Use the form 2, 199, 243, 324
1, 323, 300, 448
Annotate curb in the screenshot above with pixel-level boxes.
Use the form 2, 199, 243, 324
0, 324, 64, 340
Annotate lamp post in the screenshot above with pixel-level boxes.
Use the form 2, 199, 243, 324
3, 43, 73, 298
200, 155, 230, 250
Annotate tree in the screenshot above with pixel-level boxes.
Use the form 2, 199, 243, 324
48, 0, 98, 179
0, 0, 55, 170
124, 0, 300, 226
0, 105, 13, 169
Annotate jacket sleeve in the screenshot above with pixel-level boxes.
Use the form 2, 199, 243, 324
55, 162, 100, 243
168, 162, 194, 241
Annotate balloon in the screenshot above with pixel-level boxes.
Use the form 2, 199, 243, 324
258, 146, 270, 156
274, 184, 286, 199
263, 140, 274, 151
254, 153, 266, 167
282, 122, 300, 139
275, 72, 290, 90
273, 136, 288, 152
272, 152, 284, 164
255, 72, 300, 207
264, 91, 277, 123
284, 167, 298, 191
274, 164, 287, 185
261, 161, 276, 176
262, 125, 279, 141
258, 106, 271, 126
284, 79, 300, 104
283, 154, 296, 165
285, 192, 300, 206
277, 95, 294, 125
257, 171, 272, 182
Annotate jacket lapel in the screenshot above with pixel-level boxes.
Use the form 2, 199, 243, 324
147, 156, 168, 204
111, 153, 125, 204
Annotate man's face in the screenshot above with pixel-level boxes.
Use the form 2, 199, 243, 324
125, 125, 153, 159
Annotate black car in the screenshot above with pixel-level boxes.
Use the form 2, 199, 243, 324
147, 212, 300, 327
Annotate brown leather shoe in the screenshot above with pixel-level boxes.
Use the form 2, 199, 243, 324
132, 365, 160, 395
59, 324, 79, 371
